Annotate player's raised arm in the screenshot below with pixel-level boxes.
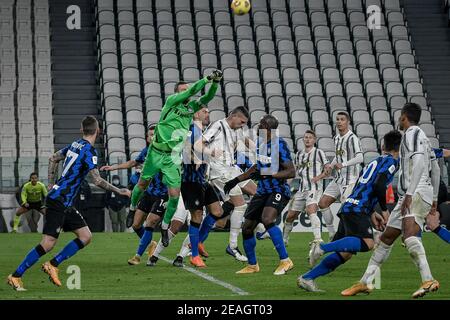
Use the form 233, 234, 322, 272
193, 74, 221, 111
166, 70, 220, 106
48, 148, 68, 188
88, 168, 131, 197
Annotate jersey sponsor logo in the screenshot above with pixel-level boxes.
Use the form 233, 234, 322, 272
257, 154, 272, 164
300, 160, 312, 168
345, 197, 360, 205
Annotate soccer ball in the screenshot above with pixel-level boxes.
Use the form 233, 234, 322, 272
231, 0, 251, 15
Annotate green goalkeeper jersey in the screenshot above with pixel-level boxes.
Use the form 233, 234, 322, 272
21, 181, 47, 204
152, 77, 218, 152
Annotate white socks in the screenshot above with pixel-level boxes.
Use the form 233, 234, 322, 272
178, 234, 191, 258
360, 241, 393, 285
321, 207, 335, 238
229, 204, 246, 249
283, 221, 293, 243
404, 236, 433, 282
309, 213, 322, 240
153, 230, 175, 258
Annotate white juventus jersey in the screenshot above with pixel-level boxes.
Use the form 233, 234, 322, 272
333, 130, 363, 185
202, 119, 246, 179
398, 126, 434, 201
295, 147, 329, 192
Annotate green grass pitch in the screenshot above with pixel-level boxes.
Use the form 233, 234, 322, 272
0, 232, 448, 300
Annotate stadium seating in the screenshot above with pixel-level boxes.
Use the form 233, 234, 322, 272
0, 0, 53, 186
96, 0, 437, 172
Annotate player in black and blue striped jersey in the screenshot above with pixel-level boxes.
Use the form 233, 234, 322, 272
297, 130, 402, 293
7, 116, 131, 291
101, 125, 161, 237
223, 115, 296, 275
177, 107, 223, 268
127, 171, 169, 266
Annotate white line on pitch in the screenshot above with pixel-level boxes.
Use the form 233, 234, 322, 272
158, 256, 250, 296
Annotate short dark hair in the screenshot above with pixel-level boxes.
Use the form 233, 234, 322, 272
229, 106, 250, 119
401, 102, 421, 124
383, 130, 402, 152
147, 124, 156, 131
29, 172, 38, 179
336, 111, 350, 121
82, 116, 99, 136
304, 130, 316, 137
260, 114, 279, 130
174, 81, 188, 93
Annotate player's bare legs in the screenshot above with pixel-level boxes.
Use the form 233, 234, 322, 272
239, 206, 293, 275
40, 226, 92, 287
342, 226, 400, 296
128, 210, 161, 265
318, 195, 336, 240
148, 219, 186, 267
131, 209, 147, 238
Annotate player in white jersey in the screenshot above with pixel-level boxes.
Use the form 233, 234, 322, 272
198, 106, 257, 262
283, 130, 329, 245
318, 111, 363, 240
342, 103, 440, 299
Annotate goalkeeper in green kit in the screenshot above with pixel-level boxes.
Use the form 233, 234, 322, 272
130, 70, 222, 246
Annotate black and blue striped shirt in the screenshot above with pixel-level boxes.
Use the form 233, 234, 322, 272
256, 137, 292, 197
182, 123, 207, 184
48, 139, 98, 207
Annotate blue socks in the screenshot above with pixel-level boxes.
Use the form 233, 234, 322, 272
189, 222, 201, 257
199, 214, 217, 243
303, 252, 346, 280
13, 245, 46, 277
320, 236, 369, 253
137, 227, 153, 256
267, 225, 288, 260
243, 236, 257, 265
133, 226, 144, 239
50, 238, 85, 267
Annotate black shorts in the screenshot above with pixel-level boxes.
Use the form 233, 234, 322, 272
181, 182, 220, 210
22, 201, 45, 211
245, 193, 290, 222
137, 192, 168, 217
333, 211, 374, 242
43, 198, 88, 239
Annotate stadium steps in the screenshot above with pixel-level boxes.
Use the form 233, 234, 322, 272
49, 0, 104, 156
404, 0, 450, 148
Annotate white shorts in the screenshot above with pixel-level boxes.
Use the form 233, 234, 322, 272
210, 166, 251, 202
289, 189, 322, 212
387, 192, 432, 231
323, 180, 356, 203
172, 193, 191, 224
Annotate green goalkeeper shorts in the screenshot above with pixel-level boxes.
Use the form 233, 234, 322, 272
140, 146, 182, 188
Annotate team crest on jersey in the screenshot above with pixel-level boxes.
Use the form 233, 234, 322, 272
300, 160, 312, 168
336, 149, 345, 156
